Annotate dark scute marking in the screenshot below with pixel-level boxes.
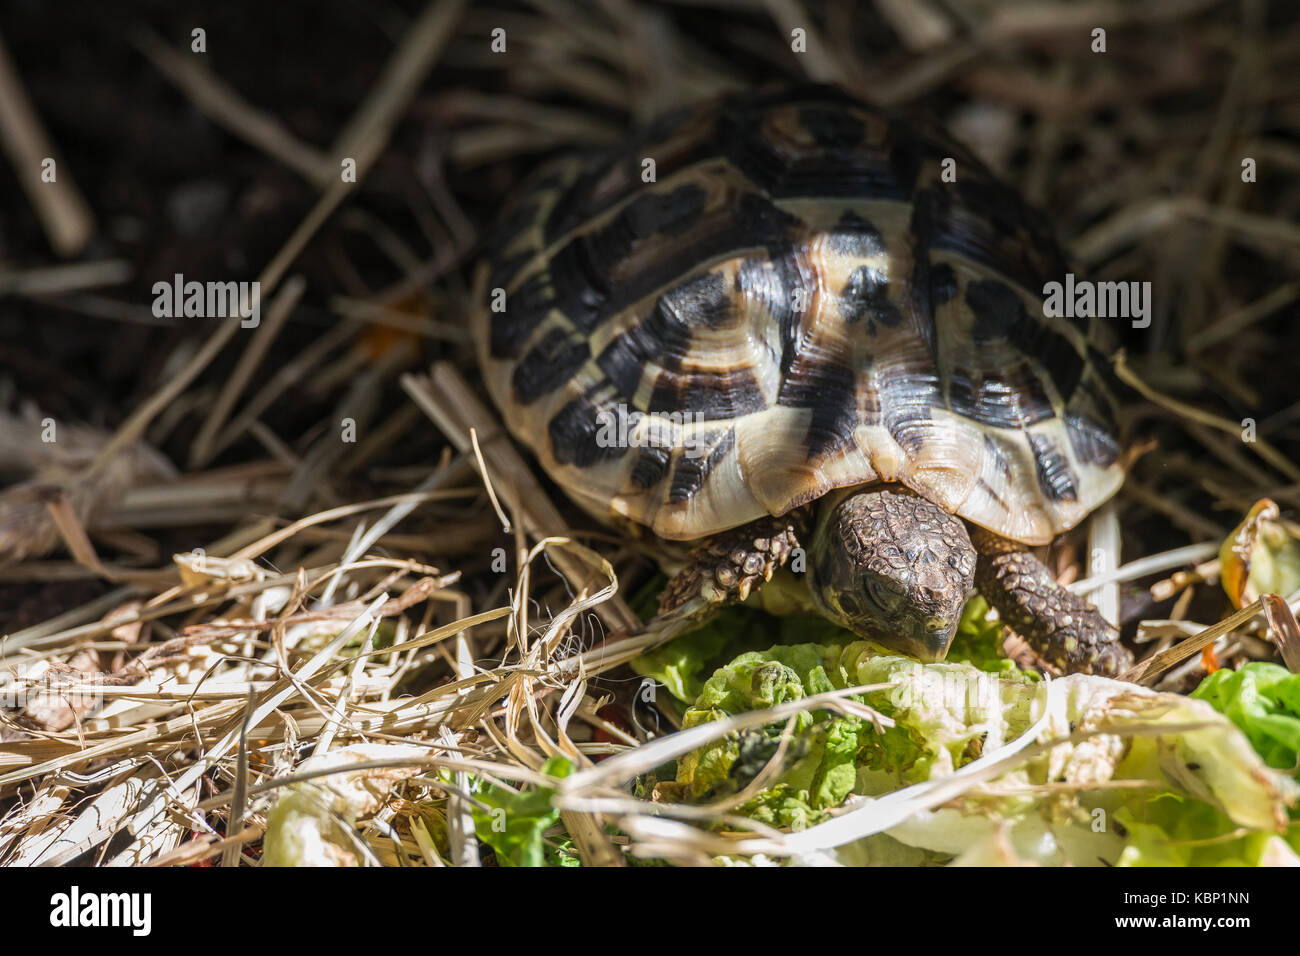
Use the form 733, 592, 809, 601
594, 274, 718, 397
543, 183, 710, 337
952, 175, 1072, 309
736, 255, 774, 299
511, 328, 591, 404
1065, 414, 1121, 468
596, 314, 685, 399
548, 393, 629, 469
623, 184, 710, 241
966, 278, 1023, 342
841, 265, 902, 330
489, 271, 554, 360
915, 173, 1083, 339
629, 445, 672, 489
731, 190, 805, 248
826, 210, 886, 258
929, 262, 958, 305
778, 351, 859, 457
1064, 373, 1121, 463
948, 366, 1055, 429
663, 271, 732, 329
798, 106, 865, 149
983, 434, 1015, 484
545, 236, 617, 334
487, 250, 533, 297
737, 248, 807, 380
965, 278, 1085, 400
881, 114, 943, 197
649, 367, 767, 421
907, 188, 942, 360
882, 372, 938, 455
551, 183, 709, 333
1028, 433, 1079, 502
723, 107, 910, 201
596, 272, 761, 419
550, 189, 800, 338
828, 212, 902, 331
667, 428, 735, 503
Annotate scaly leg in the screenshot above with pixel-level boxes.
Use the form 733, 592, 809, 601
646, 515, 805, 639
974, 548, 1133, 677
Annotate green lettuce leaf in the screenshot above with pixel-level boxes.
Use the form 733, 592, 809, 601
947, 596, 1039, 678
1192, 662, 1300, 772
472, 756, 579, 867
1115, 794, 1299, 866
631, 595, 1024, 704
674, 643, 873, 827
671, 642, 1298, 866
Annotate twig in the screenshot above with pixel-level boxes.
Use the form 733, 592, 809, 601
0, 30, 93, 255
188, 276, 306, 468
131, 26, 334, 185
0, 260, 132, 297
1120, 599, 1264, 684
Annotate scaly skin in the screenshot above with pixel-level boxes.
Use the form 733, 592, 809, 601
807, 489, 976, 662
657, 514, 806, 616
974, 548, 1133, 677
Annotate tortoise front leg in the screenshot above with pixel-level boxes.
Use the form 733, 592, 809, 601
974, 549, 1133, 677
611, 514, 807, 660
658, 514, 805, 616
632, 515, 804, 646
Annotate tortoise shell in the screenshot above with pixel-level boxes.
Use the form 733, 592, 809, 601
473, 86, 1125, 546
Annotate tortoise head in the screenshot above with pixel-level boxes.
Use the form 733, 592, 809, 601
807, 488, 977, 662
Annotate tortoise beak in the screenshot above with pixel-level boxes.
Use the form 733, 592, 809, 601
907, 621, 959, 663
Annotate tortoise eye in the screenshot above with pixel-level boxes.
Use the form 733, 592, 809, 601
862, 577, 900, 613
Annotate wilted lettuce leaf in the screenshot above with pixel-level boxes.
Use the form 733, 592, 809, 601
1180, 661, 1300, 865
472, 756, 579, 867
674, 643, 877, 827
673, 642, 1298, 866
263, 743, 434, 867
632, 594, 1024, 705
673, 637, 1040, 830
1115, 793, 1299, 866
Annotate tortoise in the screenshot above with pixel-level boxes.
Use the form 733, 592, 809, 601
472, 85, 1134, 677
